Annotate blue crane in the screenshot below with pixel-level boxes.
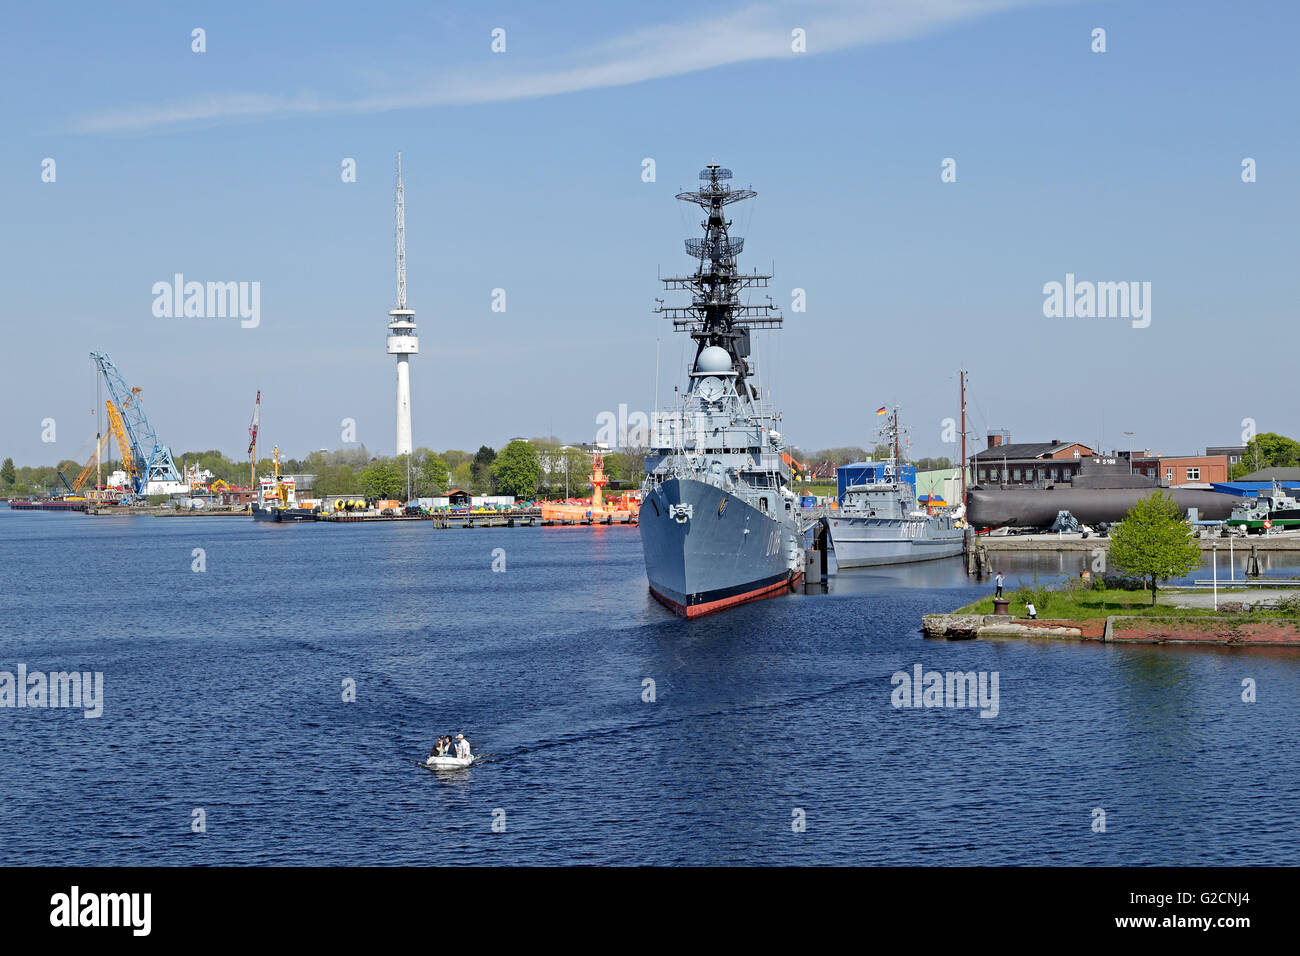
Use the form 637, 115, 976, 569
90, 352, 181, 496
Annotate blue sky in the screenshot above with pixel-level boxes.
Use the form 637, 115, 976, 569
3, 0, 1296, 467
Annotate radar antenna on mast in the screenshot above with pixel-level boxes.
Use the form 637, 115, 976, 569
654, 164, 781, 397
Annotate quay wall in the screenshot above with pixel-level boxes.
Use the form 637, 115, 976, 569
976, 536, 1300, 552
922, 613, 1300, 646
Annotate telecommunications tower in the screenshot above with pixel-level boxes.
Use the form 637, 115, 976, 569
387, 152, 417, 457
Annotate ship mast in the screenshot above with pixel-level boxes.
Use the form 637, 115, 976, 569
656, 164, 782, 397
248, 389, 261, 492
959, 369, 967, 509
893, 407, 901, 468
877, 405, 909, 484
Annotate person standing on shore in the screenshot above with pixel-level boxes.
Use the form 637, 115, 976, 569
995, 571, 1005, 598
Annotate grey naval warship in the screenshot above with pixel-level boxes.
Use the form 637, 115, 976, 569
639, 164, 805, 617
827, 408, 965, 568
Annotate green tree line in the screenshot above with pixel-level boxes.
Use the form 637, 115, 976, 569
1229, 433, 1300, 479
2, 441, 647, 502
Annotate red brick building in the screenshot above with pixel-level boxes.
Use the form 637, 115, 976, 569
972, 434, 1097, 487
1131, 454, 1229, 487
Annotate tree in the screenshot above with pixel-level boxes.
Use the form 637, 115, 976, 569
914, 456, 954, 472
1, 458, 14, 486
311, 463, 358, 496
804, 446, 870, 479
543, 447, 592, 499
1229, 432, 1300, 479
450, 461, 473, 491
176, 449, 243, 484
603, 451, 635, 487
492, 440, 542, 499
358, 460, 404, 500
471, 445, 497, 494
811, 446, 869, 465
442, 449, 471, 473
1108, 491, 1202, 605
418, 454, 449, 496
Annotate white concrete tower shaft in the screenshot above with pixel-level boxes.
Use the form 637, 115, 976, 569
387, 152, 417, 456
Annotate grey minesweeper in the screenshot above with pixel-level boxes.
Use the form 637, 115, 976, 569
827, 408, 965, 568
639, 164, 805, 617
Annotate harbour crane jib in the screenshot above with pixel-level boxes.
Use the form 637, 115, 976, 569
90, 351, 183, 497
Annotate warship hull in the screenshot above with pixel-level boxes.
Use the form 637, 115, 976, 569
829, 515, 965, 568
640, 477, 802, 618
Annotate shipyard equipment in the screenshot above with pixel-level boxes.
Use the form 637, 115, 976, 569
90, 352, 182, 497
70, 432, 111, 494
247, 390, 260, 490
104, 400, 136, 488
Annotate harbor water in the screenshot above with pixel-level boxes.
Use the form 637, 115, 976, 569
3, 509, 1299, 865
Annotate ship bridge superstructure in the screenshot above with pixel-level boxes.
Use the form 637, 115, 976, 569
645, 164, 793, 516
656, 164, 783, 401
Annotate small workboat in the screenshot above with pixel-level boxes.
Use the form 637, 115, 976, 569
425, 754, 474, 770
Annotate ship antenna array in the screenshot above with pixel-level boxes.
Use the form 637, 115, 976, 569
655, 163, 783, 397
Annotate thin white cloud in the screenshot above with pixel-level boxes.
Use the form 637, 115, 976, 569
73, 0, 1042, 134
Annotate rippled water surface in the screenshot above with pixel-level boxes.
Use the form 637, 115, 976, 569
2, 510, 1298, 865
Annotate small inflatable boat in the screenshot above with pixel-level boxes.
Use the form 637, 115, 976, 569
425, 754, 474, 770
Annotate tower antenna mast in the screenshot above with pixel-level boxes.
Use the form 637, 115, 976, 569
395, 152, 406, 311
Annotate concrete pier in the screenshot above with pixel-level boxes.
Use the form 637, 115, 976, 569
976, 532, 1300, 552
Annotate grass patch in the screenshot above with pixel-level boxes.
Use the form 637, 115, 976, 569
792, 483, 836, 497
955, 585, 1293, 620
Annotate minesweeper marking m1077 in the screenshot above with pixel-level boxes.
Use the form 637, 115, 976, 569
827, 407, 965, 568
639, 164, 805, 617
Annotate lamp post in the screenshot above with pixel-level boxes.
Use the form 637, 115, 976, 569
1123, 431, 1136, 475
1212, 541, 1218, 611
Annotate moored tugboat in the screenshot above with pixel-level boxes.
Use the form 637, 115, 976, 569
250, 447, 318, 522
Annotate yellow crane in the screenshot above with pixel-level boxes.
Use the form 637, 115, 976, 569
70, 431, 112, 493
105, 399, 137, 487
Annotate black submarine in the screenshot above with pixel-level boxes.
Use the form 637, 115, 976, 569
967, 456, 1238, 529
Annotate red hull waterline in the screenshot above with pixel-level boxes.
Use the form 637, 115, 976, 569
650, 572, 803, 619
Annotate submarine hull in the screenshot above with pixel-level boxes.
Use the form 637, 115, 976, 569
967, 486, 1238, 529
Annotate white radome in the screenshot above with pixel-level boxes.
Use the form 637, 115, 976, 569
697, 376, 726, 402
696, 346, 732, 374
